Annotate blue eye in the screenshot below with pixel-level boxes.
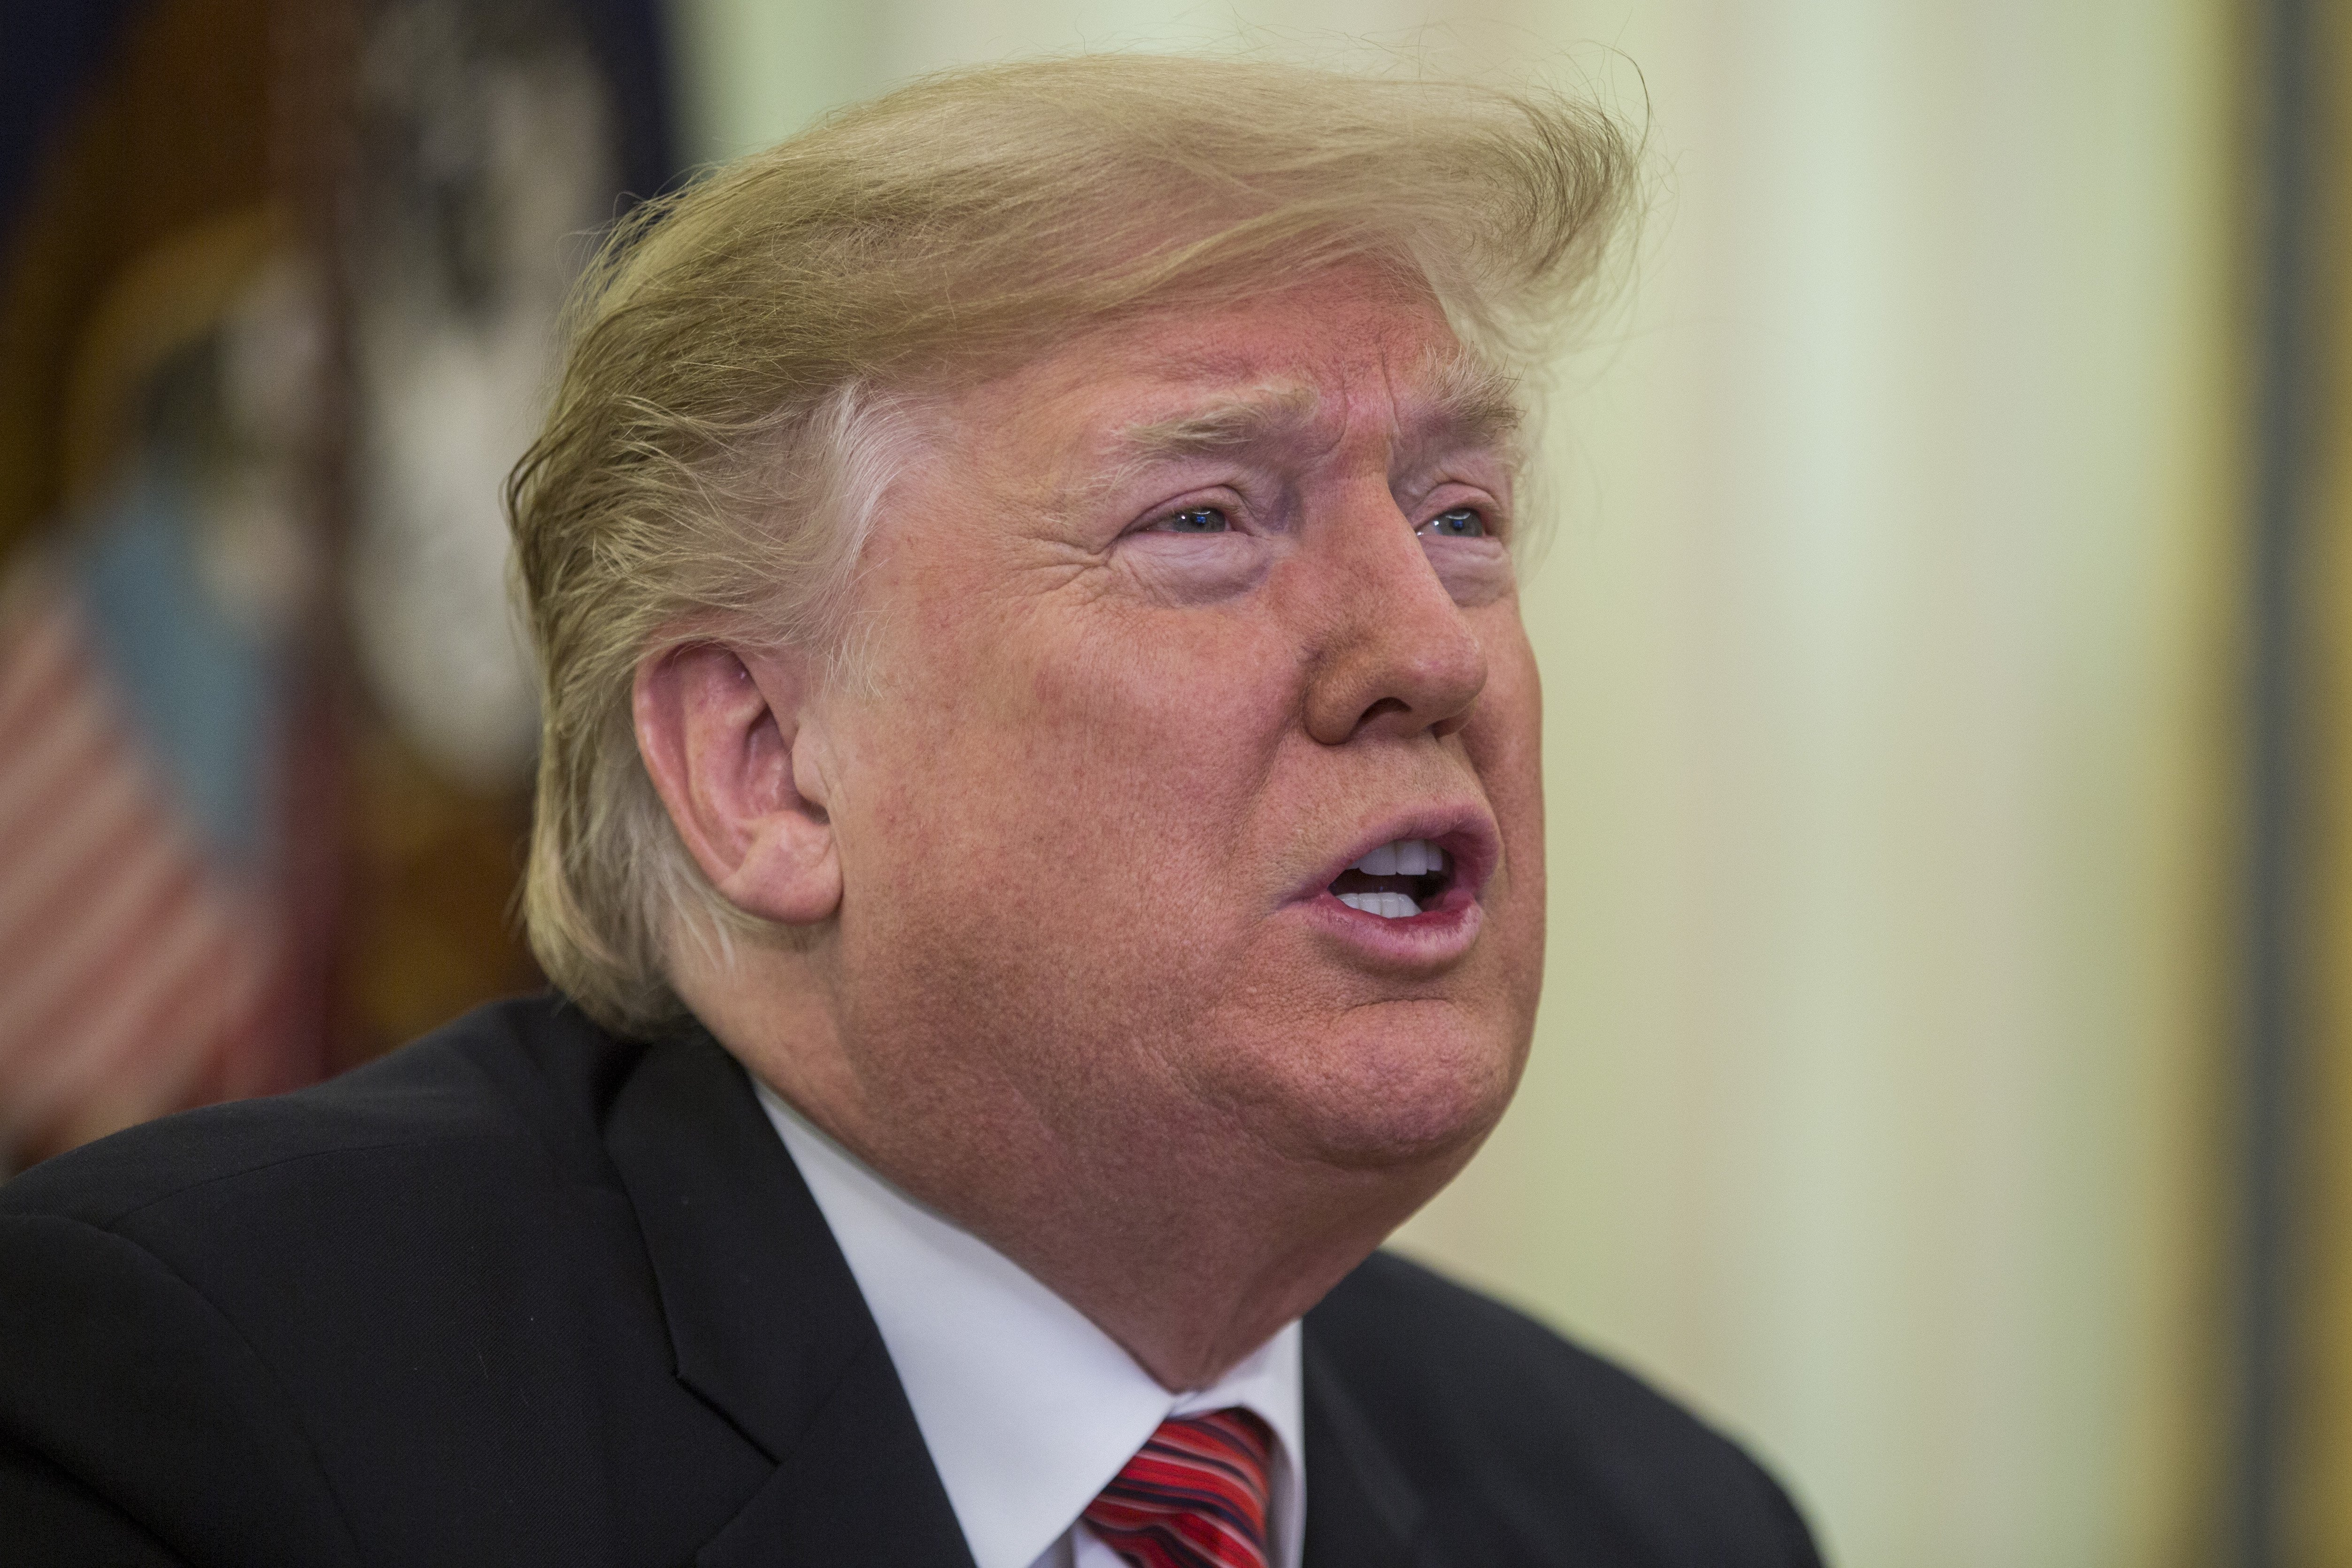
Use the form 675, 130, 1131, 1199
1419, 507, 1485, 539
1159, 507, 1230, 534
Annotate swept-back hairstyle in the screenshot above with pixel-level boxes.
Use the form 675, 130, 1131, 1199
509, 53, 1638, 1034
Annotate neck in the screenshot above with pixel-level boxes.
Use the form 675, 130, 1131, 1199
679, 958, 1473, 1391
922, 1128, 1446, 1390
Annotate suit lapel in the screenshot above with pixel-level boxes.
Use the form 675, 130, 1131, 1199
1300, 1329, 1426, 1568
604, 1029, 976, 1568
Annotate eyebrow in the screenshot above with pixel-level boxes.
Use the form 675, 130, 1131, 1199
1117, 386, 1323, 461
1419, 350, 1526, 454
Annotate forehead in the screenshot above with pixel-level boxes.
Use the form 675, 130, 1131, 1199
949, 272, 1518, 463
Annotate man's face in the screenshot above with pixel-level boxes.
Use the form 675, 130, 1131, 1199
807, 267, 1545, 1185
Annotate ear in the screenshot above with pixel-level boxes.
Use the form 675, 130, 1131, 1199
632, 641, 841, 925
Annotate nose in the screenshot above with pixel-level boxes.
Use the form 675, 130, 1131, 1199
1299, 487, 1489, 746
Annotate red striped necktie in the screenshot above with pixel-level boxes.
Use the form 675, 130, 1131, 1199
1082, 1407, 1274, 1568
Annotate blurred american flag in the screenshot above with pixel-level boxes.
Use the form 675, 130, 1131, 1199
0, 569, 287, 1166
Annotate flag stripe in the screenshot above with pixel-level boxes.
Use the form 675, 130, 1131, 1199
2, 890, 234, 1141
0, 601, 76, 731
0, 689, 116, 840
0, 755, 155, 946
0, 838, 199, 1054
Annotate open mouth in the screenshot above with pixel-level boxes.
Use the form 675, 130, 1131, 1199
1328, 837, 1452, 919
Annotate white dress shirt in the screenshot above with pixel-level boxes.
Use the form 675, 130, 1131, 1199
756, 1083, 1306, 1568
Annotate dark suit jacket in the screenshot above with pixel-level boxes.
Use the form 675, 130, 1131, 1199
0, 996, 1821, 1567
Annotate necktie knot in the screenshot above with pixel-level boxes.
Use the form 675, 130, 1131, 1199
1082, 1407, 1274, 1568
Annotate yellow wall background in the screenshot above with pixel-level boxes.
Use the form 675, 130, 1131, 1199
667, 3, 2238, 1561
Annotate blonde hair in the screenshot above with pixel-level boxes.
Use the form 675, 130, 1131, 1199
508, 53, 1638, 1034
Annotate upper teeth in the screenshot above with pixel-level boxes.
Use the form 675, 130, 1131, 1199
1353, 838, 1442, 877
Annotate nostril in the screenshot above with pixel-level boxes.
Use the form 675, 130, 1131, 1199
1356, 697, 1410, 727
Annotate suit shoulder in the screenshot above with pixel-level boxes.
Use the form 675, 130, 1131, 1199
1312, 1250, 1720, 1448
0, 1211, 364, 1567
1309, 1251, 1821, 1566
0, 995, 642, 1229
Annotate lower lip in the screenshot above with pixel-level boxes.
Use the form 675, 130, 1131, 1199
1301, 885, 1483, 964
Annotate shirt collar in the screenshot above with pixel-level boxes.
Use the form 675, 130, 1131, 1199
756, 1082, 1305, 1568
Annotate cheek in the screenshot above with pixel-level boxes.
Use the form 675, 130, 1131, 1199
1470, 619, 1544, 852
823, 615, 1305, 1128
1020, 607, 1295, 818
1464, 620, 1547, 986
844, 603, 1298, 944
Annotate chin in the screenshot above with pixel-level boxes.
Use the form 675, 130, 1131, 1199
1257, 1003, 1528, 1174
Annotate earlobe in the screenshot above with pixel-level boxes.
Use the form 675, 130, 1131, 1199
632, 643, 843, 926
